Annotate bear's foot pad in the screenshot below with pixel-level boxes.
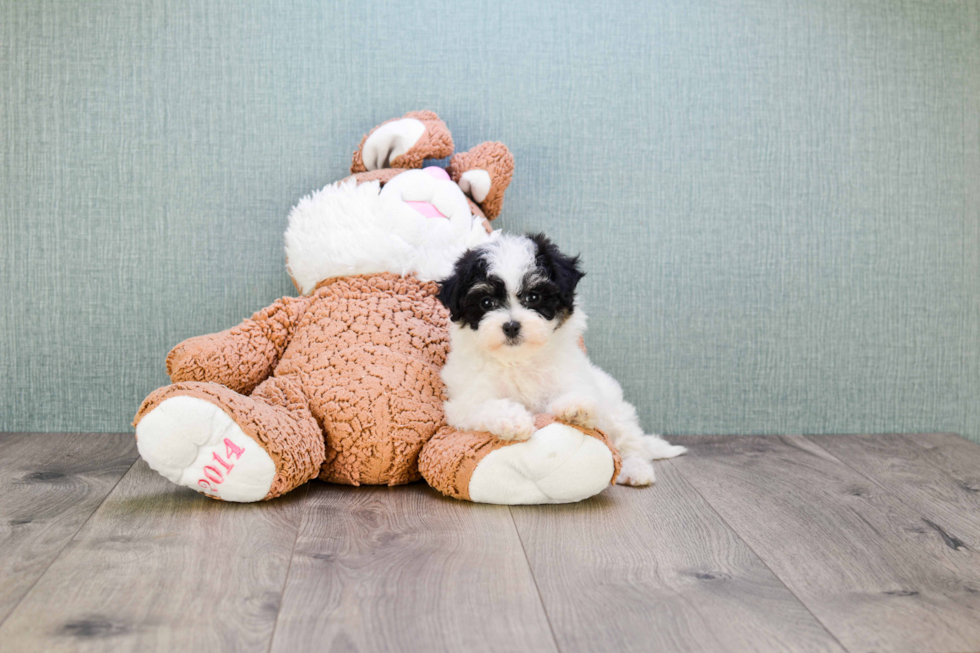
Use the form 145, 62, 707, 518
468, 422, 615, 505
136, 396, 276, 502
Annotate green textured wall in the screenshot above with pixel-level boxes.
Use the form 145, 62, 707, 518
2, 0, 978, 441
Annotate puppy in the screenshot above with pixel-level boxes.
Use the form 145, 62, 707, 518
438, 233, 686, 486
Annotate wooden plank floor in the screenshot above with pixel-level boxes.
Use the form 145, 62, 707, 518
1, 433, 979, 653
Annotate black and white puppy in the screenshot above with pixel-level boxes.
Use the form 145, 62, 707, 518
438, 233, 686, 486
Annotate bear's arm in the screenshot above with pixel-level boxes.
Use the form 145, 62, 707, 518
165, 295, 312, 394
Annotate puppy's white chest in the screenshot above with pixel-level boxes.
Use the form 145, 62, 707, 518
496, 366, 554, 411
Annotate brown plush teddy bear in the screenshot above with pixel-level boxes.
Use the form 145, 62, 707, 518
134, 111, 621, 504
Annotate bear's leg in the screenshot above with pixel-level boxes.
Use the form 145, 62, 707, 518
315, 349, 447, 487
419, 415, 622, 505
134, 377, 325, 502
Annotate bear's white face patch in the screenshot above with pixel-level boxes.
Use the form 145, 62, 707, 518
379, 167, 473, 230
285, 178, 494, 293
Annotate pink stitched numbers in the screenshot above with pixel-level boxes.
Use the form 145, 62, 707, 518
197, 438, 246, 495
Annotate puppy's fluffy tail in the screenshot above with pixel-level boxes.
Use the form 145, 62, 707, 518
643, 435, 687, 460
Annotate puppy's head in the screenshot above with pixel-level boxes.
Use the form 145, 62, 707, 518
438, 233, 584, 360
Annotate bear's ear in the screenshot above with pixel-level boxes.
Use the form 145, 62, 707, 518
351, 111, 454, 174
446, 142, 514, 221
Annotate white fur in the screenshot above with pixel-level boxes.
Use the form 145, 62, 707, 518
442, 235, 687, 486
485, 234, 537, 292
285, 178, 492, 295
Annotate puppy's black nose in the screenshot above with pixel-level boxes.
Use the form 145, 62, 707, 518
502, 321, 521, 339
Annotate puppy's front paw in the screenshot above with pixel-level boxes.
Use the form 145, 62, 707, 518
549, 394, 598, 429
488, 408, 536, 442
616, 457, 656, 486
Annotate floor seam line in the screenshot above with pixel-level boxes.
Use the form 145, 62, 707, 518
667, 455, 853, 653
508, 507, 564, 653
797, 434, 964, 517
0, 445, 138, 631
798, 433, 980, 587
875, 433, 978, 489
266, 482, 311, 653
796, 435, 902, 496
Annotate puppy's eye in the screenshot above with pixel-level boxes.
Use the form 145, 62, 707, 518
480, 297, 496, 310
524, 291, 541, 306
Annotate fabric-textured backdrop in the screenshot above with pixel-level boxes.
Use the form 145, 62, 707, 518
2, 1, 978, 441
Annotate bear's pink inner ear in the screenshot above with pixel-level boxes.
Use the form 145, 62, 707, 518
361, 119, 426, 171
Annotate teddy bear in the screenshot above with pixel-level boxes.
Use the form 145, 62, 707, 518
133, 111, 621, 504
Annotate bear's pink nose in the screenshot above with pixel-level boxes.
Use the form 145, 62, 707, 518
423, 166, 451, 181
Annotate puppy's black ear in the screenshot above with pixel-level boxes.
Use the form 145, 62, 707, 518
438, 248, 488, 321
437, 271, 462, 321
530, 233, 585, 304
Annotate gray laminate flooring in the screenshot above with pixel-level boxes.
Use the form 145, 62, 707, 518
1, 432, 978, 653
